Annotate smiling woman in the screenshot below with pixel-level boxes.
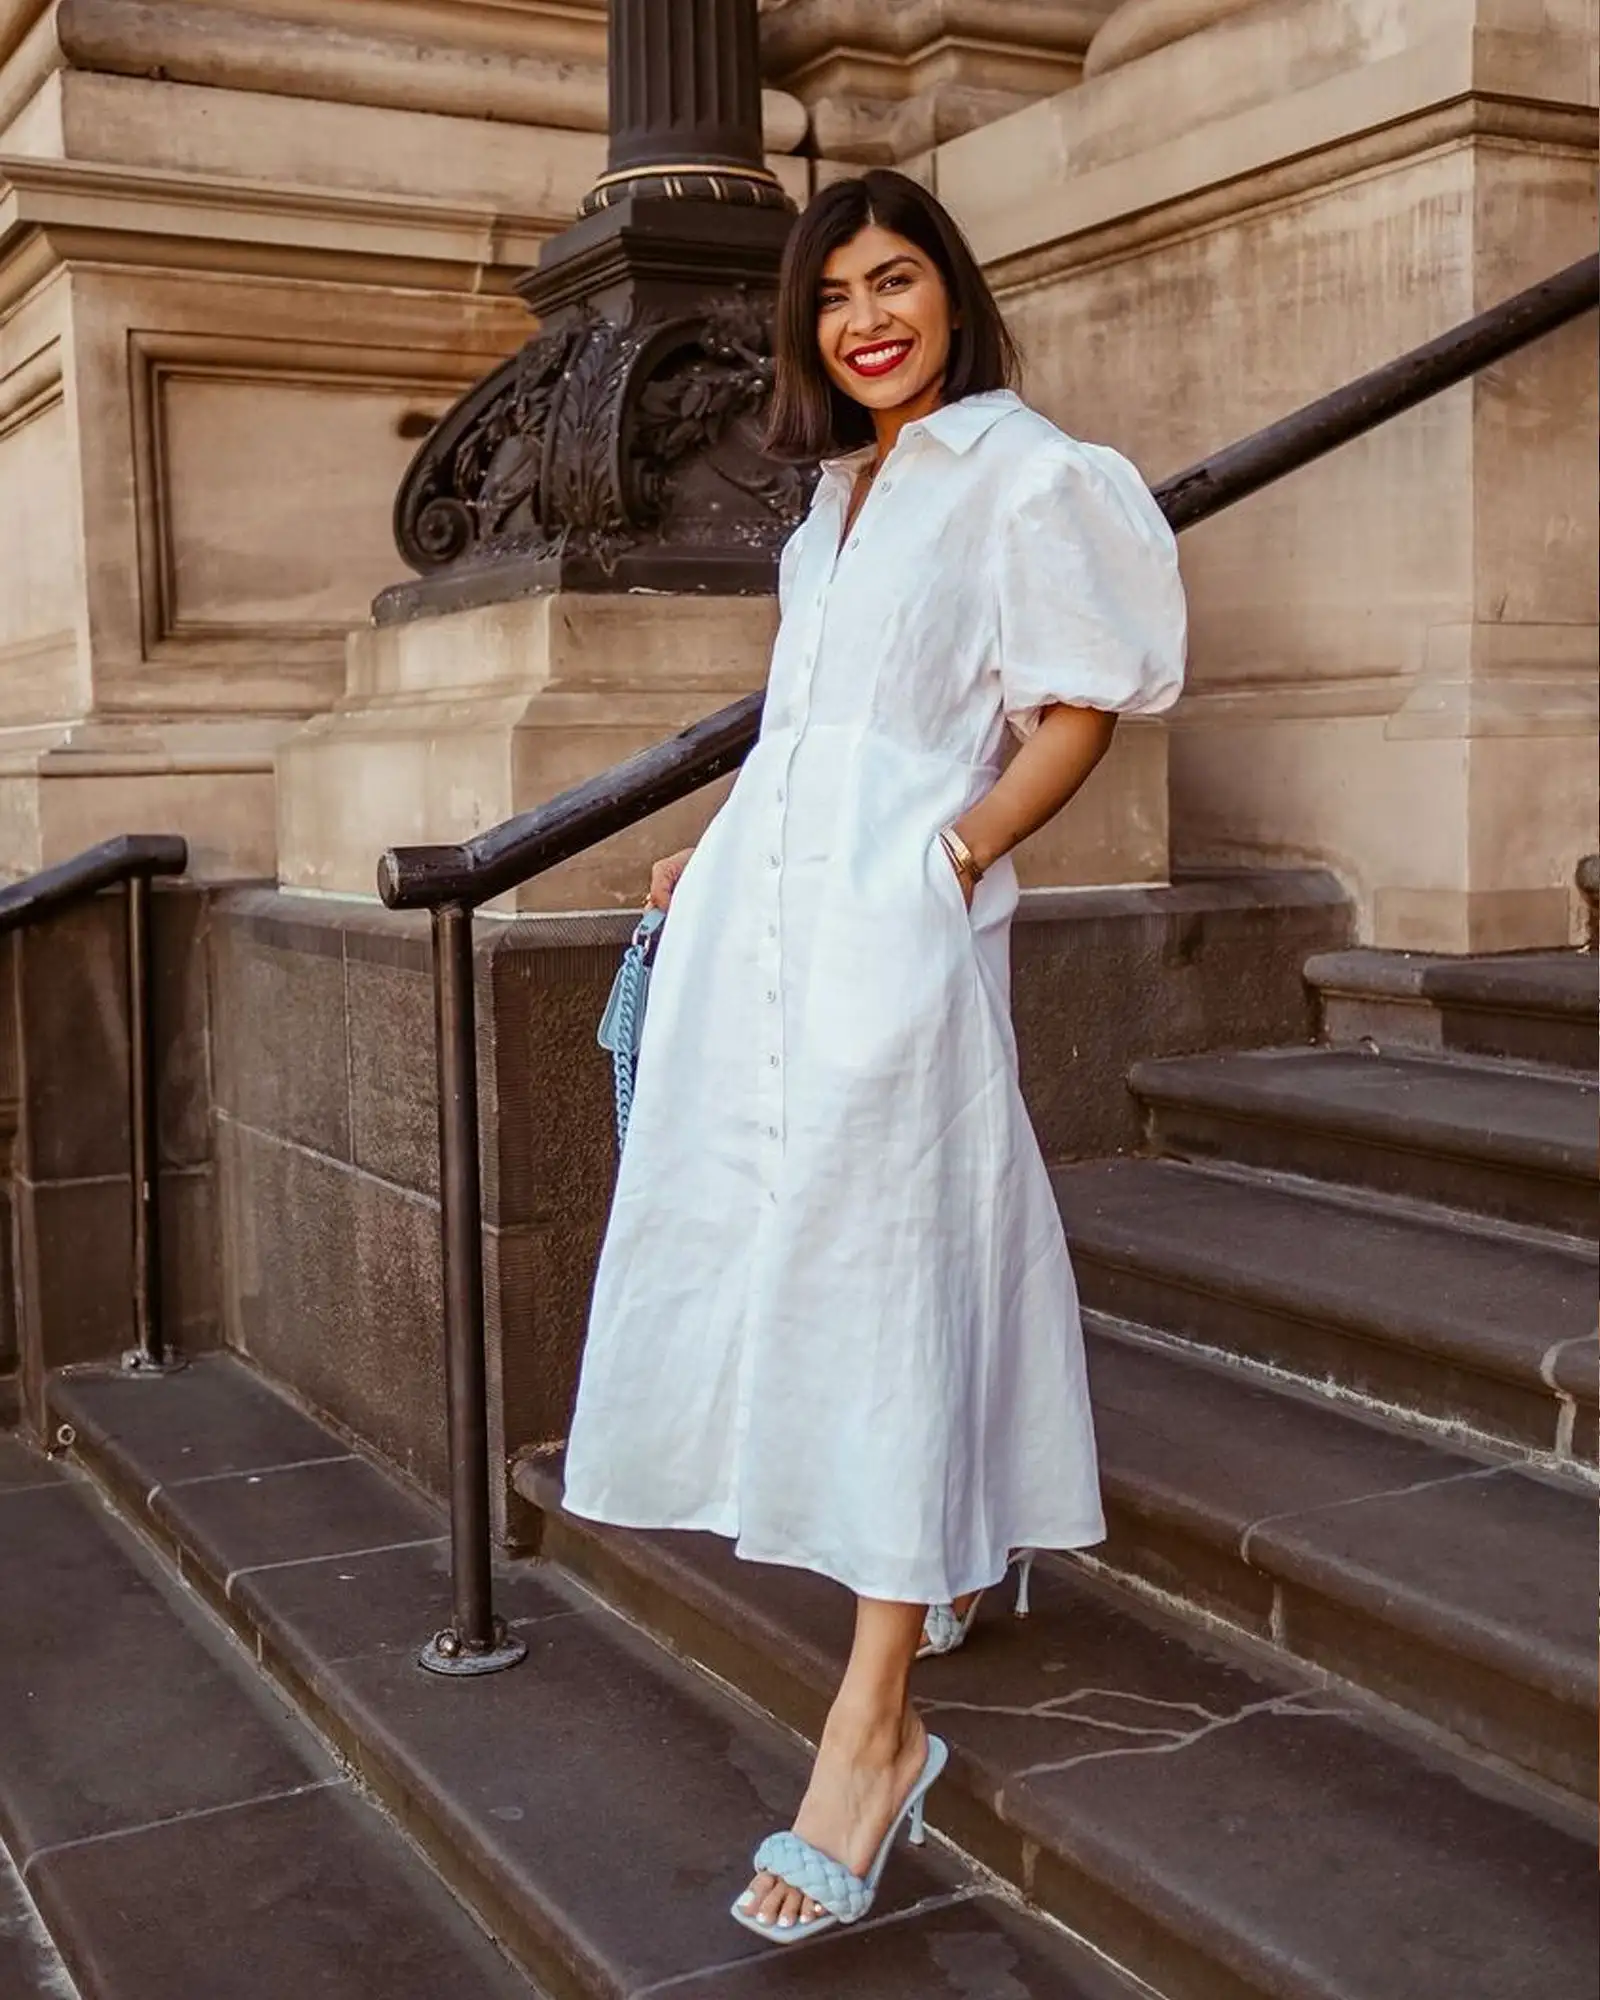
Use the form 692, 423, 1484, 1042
561, 168, 1187, 1952
765, 171, 1020, 461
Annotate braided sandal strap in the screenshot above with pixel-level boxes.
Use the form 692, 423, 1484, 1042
921, 1603, 965, 1654
752, 1831, 871, 1922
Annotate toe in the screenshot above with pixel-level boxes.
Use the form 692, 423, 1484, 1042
774, 1885, 804, 1932
738, 1869, 775, 1916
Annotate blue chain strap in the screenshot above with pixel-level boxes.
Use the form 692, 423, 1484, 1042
597, 907, 666, 1148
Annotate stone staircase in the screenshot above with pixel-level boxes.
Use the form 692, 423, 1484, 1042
508, 944, 1598, 1996
11, 943, 1597, 1999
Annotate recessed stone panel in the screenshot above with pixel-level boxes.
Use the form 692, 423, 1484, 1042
156, 366, 457, 637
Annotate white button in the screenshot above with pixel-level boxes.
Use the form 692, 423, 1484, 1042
775, 788, 785, 804
767, 1125, 779, 1139
848, 536, 860, 551
766, 989, 777, 1003
769, 1054, 780, 1068
766, 923, 777, 938
880, 480, 892, 493
768, 854, 780, 868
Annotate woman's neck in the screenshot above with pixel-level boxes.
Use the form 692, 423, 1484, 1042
869, 375, 948, 465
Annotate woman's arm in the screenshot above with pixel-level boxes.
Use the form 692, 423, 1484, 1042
947, 704, 1117, 898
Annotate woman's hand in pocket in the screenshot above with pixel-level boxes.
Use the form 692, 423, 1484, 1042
938, 839, 975, 909
647, 847, 696, 911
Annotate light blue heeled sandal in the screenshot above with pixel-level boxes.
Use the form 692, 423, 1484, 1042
730, 1733, 949, 1944
917, 1549, 1037, 1660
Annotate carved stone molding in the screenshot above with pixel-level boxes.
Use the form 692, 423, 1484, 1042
758, 0, 1114, 161
1083, 0, 1268, 78
383, 288, 811, 617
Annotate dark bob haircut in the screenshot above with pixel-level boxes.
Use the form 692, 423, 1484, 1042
765, 170, 1020, 462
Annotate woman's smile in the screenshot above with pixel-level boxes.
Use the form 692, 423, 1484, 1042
844, 339, 916, 379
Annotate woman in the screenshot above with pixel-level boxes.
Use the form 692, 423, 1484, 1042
562, 170, 1186, 1942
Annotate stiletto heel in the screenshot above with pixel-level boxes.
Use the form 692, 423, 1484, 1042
731, 1736, 949, 1943
1013, 1548, 1037, 1619
919, 1549, 1037, 1659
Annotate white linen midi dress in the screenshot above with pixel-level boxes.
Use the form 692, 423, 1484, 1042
562, 388, 1187, 1605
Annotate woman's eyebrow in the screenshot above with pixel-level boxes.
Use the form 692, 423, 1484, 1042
818, 255, 921, 290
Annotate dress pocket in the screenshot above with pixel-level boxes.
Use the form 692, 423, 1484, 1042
925, 833, 974, 923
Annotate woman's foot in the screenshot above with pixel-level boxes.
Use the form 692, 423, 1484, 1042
739, 1697, 930, 1931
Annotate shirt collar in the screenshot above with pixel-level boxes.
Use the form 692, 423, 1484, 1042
819, 389, 1022, 483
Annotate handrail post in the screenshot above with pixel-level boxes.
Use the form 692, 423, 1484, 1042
418, 902, 527, 1677
123, 873, 181, 1375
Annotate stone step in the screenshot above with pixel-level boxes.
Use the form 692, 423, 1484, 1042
46, 1357, 1149, 2000
0, 1430, 542, 2000
509, 1453, 1597, 2000
1085, 1321, 1596, 1796
1306, 949, 1598, 1071
1053, 1158, 1597, 1464
1129, 1046, 1598, 1239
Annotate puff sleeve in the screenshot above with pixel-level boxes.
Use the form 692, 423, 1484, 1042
994, 439, 1187, 738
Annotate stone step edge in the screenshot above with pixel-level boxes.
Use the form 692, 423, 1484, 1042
510, 1454, 1593, 1997
43, 1395, 687, 2000
1083, 1325, 1594, 1796
1128, 1054, 1596, 1183
1059, 1175, 1598, 1426
1303, 950, 1598, 1022
1085, 1305, 1599, 1495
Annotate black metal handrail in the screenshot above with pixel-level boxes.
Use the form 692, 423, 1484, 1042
376, 255, 1598, 1675
0, 835, 189, 1375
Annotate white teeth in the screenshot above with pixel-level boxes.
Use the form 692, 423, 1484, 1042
852, 344, 908, 368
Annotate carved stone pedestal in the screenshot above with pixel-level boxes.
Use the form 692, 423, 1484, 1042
276, 594, 776, 911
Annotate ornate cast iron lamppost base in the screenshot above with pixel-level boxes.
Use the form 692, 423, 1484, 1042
378, 0, 810, 625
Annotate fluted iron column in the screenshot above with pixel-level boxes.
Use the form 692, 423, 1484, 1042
587, 0, 783, 209
380, 0, 806, 616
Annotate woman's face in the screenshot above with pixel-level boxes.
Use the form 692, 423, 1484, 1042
816, 223, 953, 425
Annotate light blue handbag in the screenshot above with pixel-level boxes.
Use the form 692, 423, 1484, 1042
597, 906, 666, 1147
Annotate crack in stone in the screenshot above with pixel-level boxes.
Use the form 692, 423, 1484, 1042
918, 1686, 1228, 1746
1236, 1464, 1503, 1567
1538, 1331, 1593, 1388
1009, 1689, 1344, 1783
1538, 1332, 1593, 1462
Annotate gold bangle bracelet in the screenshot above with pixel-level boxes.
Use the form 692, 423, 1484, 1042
940, 826, 983, 883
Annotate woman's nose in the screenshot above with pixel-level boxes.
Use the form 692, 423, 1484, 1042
844, 288, 888, 337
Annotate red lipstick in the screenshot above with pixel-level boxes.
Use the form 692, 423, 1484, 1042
844, 340, 913, 379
